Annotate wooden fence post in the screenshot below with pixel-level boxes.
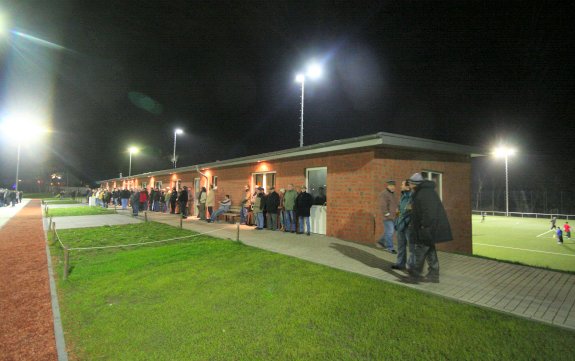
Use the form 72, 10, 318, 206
144, 211, 148, 222
236, 222, 240, 242
52, 222, 56, 244
180, 217, 183, 229
63, 247, 69, 280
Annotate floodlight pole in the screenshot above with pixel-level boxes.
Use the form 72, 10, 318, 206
173, 131, 177, 168
15, 142, 21, 192
299, 78, 305, 147
129, 151, 133, 177
504, 154, 509, 217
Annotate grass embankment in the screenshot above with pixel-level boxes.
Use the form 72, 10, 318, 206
473, 215, 575, 272
43, 198, 82, 205
52, 223, 575, 360
47, 206, 116, 217
24, 193, 54, 199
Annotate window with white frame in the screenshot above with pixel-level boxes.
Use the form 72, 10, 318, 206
141, 181, 147, 189
211, 175, 218, 188
421, 171, 442, 199
154, 181, 162, 189
252, 172, 276, 192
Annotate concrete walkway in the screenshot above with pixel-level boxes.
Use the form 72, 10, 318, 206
47, 214, 142, 230
0, 199, 30, 230
115, 209, 575, 331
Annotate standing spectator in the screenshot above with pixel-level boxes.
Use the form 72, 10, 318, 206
0, 189, 5, 207
9, 190, 17, 207
240, 185, 251, 225
178, 186, 189, 219
120, 188, 131, 210
18, 191, 23, 203
564, 222, 571, 239
206, 185, 216, 218
283, 184, 297, 233
139, 188, 148, 211
407, 173, 453, 283
160, 190, 167, 212
130, 189, 140, 217
265, 186, 280, 231
208, 195, 232, 223
153, 188, 161, 211
169, 188, 178, 214
392, 180, 414, 270
376, 180, 398, 254
278, 188, 286, 231
295, 185, 313, 235
253, 187, 265, 230
198, 186, 207, 220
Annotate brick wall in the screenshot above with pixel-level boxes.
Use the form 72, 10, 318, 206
118, 146, 472, 254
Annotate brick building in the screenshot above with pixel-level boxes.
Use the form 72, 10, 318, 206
100, 132, 481, 254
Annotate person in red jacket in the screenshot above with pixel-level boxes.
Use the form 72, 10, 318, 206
564, 222, 571, 239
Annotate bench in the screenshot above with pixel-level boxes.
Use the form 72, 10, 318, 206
220, 205, 242, 223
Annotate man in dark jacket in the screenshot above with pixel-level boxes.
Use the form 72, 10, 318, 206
295, 186, 313, 235
120, 188, 131, 210
407, 173, 452, 283
177, 186, 189, 219
265, 187, 281, 230
169, 188, 178, 214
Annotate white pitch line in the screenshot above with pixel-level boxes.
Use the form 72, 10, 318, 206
474, 243, 575, 257
536, 229, 554, 238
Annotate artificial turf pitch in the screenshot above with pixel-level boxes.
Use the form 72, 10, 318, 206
472, 214, 575, 272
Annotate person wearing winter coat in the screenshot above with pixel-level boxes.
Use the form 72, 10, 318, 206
206, 185, 216, 218
198, 187, 207, 220
130, 189, 140, 217
265, 187, 281, 231
407, 173, 453, 283
295, 186, 313, 235
376, 180, 399, 254
283, 184, 297, 233
253, 187, 265, 230
177, 186, 189, 218
169, 188, 178, 214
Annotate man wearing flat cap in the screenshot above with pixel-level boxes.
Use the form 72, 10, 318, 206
407, 172, 452, 283
377, 180, 398, 254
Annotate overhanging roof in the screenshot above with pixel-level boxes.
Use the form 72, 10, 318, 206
99, 132, 483, 183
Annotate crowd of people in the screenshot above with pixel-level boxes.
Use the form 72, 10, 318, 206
89, 183, 315, 235
0, 189, 23, 207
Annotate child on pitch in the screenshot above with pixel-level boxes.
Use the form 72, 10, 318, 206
564, 222, 571, 239
556, 227, 563, 244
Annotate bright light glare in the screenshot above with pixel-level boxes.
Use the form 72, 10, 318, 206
493, 146, 516, 158
295, 74, 305, 83
128, 146, 139, 154
175, 128, 183, 135
0, 12, 9, 36
0, 114, 48, 141
306, 63, 322, 79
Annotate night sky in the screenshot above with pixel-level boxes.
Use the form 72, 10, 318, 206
1, 1, 574, 191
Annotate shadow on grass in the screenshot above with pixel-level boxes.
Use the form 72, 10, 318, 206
329, 243, 421, 284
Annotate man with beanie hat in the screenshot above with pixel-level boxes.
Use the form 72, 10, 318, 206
376, 180, 398, 254
407, 172, 452, 283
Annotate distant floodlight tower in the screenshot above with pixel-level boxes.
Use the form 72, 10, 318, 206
494, 146, 517, 216
173, 128, 183, 168
128, 146, 139, 177
295, 62, 323, 147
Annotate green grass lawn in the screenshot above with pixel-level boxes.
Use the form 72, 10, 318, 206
24, 192, 54, 199
51, 222, 574, 361
43, 199, 82, 205
472, 215, 575, 272
47, 206, 116, 217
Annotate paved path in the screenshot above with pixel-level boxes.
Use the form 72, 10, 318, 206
0, 200, 59, 360
116, 210, 575, 331
47, 214, 142, 230
0, 199, 30, 230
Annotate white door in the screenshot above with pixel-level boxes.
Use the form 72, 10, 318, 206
193, 178, 200, 216
306, 167, 327, 235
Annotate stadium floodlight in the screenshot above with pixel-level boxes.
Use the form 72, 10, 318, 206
128, 146, 139, 177
0, 113, 49, 192
294, 61, 324, 147
493, 146, 517, 217
173, 128, 184, 168
0, 12, 9, 37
